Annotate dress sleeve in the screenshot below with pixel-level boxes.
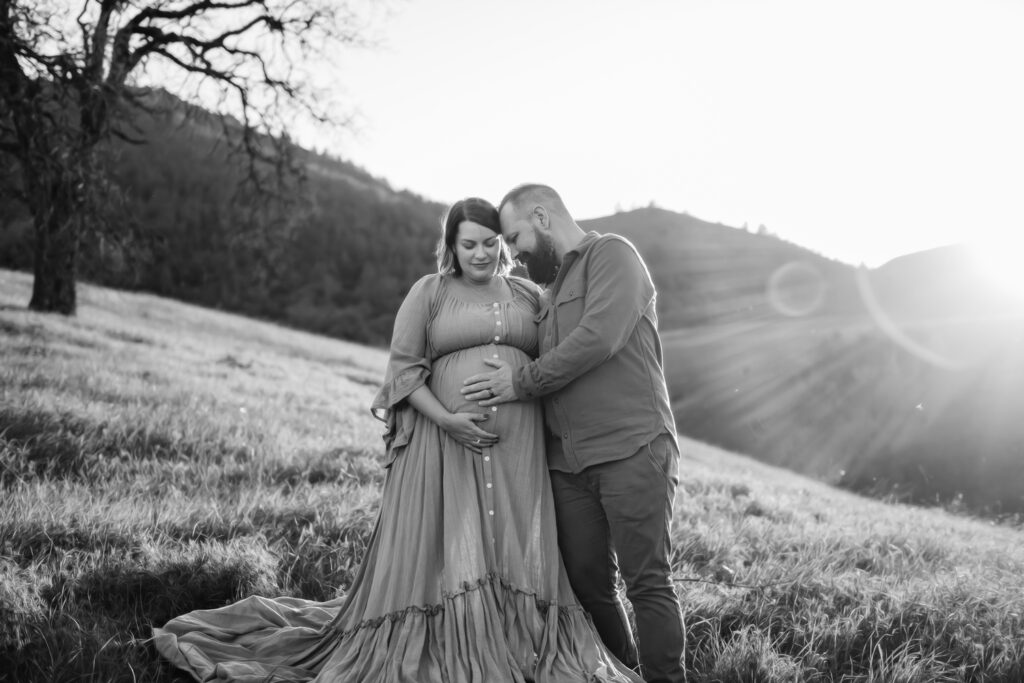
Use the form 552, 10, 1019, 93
507, 275, 543, 312
370, 273, 440, 465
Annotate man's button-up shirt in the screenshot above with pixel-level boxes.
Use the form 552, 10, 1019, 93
513, 232, 677, 472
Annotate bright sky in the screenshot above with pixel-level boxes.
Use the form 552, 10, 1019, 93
319, 0, 1024, 267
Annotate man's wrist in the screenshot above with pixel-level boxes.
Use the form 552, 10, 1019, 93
511, 367, 530, 401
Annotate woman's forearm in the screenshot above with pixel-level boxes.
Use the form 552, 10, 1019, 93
406, 385, 453, 431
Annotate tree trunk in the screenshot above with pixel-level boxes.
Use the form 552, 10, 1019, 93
28, 192, 79, 315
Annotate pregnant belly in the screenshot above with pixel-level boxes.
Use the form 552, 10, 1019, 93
430, 345, 535, 433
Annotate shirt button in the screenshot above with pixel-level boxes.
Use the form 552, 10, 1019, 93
491, 406, 497, 412
486, 483, 493, 489
496, 321, 502, 326
494, 336, 500, 341
563, 433, 568, 439
488, 510, 495, 516
484, 456, 490, 462
492, 354, 499, 359
492, 302, 499, 307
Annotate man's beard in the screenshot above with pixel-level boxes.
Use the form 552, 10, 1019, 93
523, 229, 560, 285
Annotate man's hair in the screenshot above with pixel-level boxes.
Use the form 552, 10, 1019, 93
498, 183, 571, 220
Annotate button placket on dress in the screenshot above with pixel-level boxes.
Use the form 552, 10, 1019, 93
482, 301, 501, 545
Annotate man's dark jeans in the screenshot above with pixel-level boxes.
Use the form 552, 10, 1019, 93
549, 433, 685, 683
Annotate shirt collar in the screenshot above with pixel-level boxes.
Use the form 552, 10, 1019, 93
548, 231, 601, 293
564, 231, 602, 261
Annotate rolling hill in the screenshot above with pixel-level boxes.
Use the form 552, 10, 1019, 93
582, 208, 862, 328
595, 208, 1024, 513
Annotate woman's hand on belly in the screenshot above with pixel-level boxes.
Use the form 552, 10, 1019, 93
440, 411, 498, 454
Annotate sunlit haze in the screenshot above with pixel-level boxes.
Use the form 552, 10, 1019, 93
969, 241, 1024, 302
310, 0, 1024, 269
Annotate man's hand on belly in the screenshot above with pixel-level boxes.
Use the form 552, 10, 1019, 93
462, 359, 515, 406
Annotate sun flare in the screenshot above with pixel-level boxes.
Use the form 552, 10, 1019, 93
968, 241, 1024, 302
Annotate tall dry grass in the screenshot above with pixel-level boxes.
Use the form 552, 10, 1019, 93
2, 268, 1022, 682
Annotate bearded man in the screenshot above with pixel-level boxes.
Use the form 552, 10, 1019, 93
462, 184, 686, 683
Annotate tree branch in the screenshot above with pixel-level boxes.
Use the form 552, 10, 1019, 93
127, 0, 264, 32
83, 0, 120, 83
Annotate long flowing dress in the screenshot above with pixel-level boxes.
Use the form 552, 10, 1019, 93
153, 273, 641, 682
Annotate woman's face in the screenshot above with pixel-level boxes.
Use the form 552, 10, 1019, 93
454, 220, 501, 284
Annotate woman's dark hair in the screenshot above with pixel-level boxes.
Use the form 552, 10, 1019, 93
436, 197, 512, 276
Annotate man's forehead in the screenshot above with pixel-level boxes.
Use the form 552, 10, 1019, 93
498, 206, 520, 231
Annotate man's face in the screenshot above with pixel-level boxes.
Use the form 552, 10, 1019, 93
500, 205, 559, 285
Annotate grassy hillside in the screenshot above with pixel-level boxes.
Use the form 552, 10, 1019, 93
2, 268, 1023, 682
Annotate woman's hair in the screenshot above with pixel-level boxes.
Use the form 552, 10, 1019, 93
435, 197, 512, 276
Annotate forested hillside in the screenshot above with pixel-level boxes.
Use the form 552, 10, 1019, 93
1, 90, 860, 345
0, 90, 445, 345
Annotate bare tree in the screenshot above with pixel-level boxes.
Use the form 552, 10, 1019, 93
0, 0, 369, 313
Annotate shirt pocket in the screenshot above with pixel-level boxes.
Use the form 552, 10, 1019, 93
554, 287, 585, 332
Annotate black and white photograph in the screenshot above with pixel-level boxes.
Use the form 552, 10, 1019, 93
2, 1, 1023, 681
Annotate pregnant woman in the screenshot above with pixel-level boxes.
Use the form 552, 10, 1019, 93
153, 198, 641, 682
